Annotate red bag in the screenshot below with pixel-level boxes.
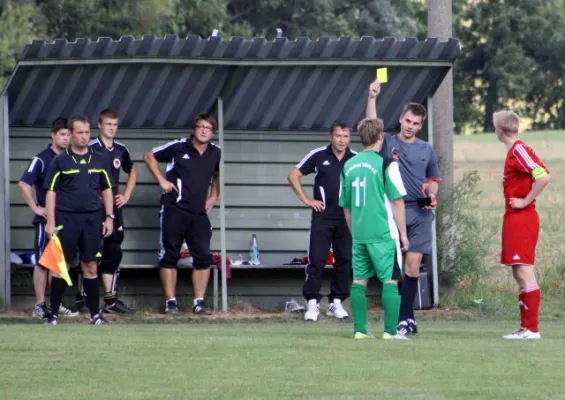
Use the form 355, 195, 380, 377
301, 248, 334, 266
326, 248, 334, 265
213, 253, 232, 279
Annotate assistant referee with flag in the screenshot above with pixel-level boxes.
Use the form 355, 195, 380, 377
43, 115, 114, 325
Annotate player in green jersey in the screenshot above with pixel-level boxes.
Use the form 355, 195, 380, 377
339, 118, 409, 340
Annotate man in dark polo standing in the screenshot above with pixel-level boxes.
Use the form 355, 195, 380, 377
43, 115, 115, 325
18, 118, 79, 319
288, 122, 356, 322
82, 108, 137, 314
144, 114, 220, 315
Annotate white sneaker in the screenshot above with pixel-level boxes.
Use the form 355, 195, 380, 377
503, 328, 541, 340
33, 302, 49, 318
396, 320, 410, 337
304, 299, 319, 322
327, 299, 349, 319
382, 332, 410, 340
58, 304, 79, 317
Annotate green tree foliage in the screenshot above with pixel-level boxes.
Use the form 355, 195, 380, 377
227, 0, 426, 39
2, 0, 565, 132
0, 1, 46, 90
454, 0, 565, 132
168, 0, 254, 38
35, 0, 174, 40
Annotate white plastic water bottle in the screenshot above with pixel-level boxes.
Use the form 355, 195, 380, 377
249, 233, 260, 264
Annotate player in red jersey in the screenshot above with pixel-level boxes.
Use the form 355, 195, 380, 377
494, 110, 551, 340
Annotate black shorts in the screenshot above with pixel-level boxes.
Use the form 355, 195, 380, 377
159, 205, 213, 269
56, 210, 102, 265
33, 222, 48, 264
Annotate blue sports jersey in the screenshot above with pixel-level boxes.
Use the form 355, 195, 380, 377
19, 144, 58, 224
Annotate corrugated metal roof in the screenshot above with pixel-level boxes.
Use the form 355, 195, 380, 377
4, 35, 459, 131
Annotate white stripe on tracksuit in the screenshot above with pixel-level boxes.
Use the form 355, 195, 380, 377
159, 205, 166, 261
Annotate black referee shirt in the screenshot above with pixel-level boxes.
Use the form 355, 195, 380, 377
296, 144, 356, 220
43, 147, 113, 213
152, 138, 221, 215
89, 137, 134, 195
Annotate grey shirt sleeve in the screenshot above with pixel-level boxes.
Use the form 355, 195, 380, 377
426, 146, 441, 180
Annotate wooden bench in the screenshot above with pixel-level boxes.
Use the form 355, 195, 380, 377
116, 263, 320, 310
11, 262, 323, 311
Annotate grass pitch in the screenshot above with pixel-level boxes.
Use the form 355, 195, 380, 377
0, 320, 564, 400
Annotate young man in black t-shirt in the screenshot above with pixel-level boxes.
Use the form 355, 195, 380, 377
74, 109, 137, 314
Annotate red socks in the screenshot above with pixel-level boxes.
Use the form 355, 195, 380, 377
518, 291, 526, 328
519, 287, 541, 333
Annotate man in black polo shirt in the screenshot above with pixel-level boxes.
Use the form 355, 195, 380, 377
144, 114, 220, 315
288, 121, 356, 322
73, 108, 137, 314
43, 115, 115, 325
18, 118, 78, 318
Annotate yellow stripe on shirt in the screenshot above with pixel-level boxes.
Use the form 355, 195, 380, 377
89, 169, 112, 188
49, 170, 79, 190
49, 172, 61, 191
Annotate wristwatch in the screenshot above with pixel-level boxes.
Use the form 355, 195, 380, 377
106, 213, 115, 219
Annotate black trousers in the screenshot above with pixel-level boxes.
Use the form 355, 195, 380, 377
303, 218, 352, 302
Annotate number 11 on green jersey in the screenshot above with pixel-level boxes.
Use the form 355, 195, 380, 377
339, 151, 406, 242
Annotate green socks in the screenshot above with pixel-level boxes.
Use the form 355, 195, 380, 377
351, 281, 401, 335
351, 283, 368, 334
382, 282, 401, 335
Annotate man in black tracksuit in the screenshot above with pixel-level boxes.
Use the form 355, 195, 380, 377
288, 122, 356, 322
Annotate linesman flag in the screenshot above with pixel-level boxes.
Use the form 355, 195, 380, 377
38, 227, 73, 286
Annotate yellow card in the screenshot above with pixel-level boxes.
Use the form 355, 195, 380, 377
376, 68, 388, 83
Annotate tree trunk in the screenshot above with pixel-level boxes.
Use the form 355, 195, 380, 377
483, 79, 498, 132
428, 0, 454, 303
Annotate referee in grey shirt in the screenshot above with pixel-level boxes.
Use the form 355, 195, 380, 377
288, 122, 357, 322
366, 80, 441, 337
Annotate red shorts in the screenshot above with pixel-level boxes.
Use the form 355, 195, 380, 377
501, 209, 539, 266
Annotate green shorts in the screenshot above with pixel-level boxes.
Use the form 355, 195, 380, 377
353, 238, 402, 281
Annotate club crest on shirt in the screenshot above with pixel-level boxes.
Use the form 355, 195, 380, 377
113, 158, 121, 169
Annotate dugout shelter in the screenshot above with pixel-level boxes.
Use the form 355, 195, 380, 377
1, 34, 459, 310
